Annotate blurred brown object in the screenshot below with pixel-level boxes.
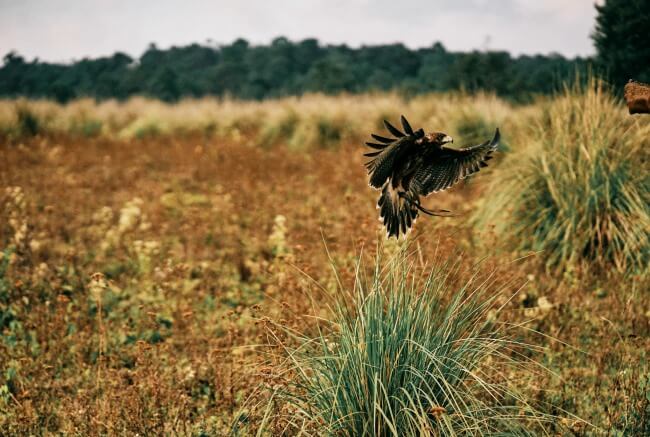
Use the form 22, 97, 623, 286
624, 80, 650, 114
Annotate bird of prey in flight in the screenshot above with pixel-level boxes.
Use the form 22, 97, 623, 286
364, 116, 500, 238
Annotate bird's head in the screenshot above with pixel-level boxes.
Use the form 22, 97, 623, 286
416, 132, 453, 146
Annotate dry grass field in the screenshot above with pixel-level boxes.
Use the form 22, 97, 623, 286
1, 83, 649, 435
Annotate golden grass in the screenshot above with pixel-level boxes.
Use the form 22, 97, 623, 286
0, 92, 530, 147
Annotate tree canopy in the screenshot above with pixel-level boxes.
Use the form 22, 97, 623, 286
0, 38, 590, 102
592, 0, 650, 86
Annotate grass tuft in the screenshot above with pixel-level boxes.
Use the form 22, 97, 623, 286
474, 79, 650, 274
279, 249, 547, 435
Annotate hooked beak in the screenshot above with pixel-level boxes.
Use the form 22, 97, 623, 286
442, 135, 453, 144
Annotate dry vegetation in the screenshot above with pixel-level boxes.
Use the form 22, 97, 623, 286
0, 85, 648, 435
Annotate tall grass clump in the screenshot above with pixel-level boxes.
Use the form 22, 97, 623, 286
474, 79, 650, 274
279, 252, 547, 435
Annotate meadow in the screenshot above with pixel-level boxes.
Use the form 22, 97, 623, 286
0, 82, 648, 435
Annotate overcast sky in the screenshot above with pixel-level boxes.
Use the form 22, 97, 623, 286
0, 0, 598, 63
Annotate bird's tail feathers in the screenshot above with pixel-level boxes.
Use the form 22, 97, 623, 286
378, 185, 419, 239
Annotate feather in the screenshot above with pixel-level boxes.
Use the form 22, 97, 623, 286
400, 115, 414, 135
371, 133, 394, 144
399, 210, 407, 234
383, 119, 405, 138
365, 142, 387, 149
364, 151, 382, 157
413, 128, 424, 138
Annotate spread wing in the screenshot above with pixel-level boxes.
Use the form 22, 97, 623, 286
409, 128, 500, 196
364, 116, 424, 189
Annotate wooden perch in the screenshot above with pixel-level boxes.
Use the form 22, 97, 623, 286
624, 80, 650, 114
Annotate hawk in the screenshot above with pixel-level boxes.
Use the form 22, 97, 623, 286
364, 115, 500, 238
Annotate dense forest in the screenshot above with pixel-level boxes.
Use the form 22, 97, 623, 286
1, 0, 647, 103
0, 39, 590, 102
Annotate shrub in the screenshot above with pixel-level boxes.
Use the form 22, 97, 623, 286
289, 114, 352, 150
259, 109, 299, 148
455, 110, 510, 152
119, 118, 163, 139
15, 104, 41, 137
455, 111, 491, 145
71, 119, 103, 137
280, 251, 546, 435
473, 80, 650, 274
315, 116, 343, 147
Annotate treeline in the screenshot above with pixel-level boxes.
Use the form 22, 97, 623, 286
0, 38, 590, 102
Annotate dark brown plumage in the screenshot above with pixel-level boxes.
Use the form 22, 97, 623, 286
364, 115, 500, 238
